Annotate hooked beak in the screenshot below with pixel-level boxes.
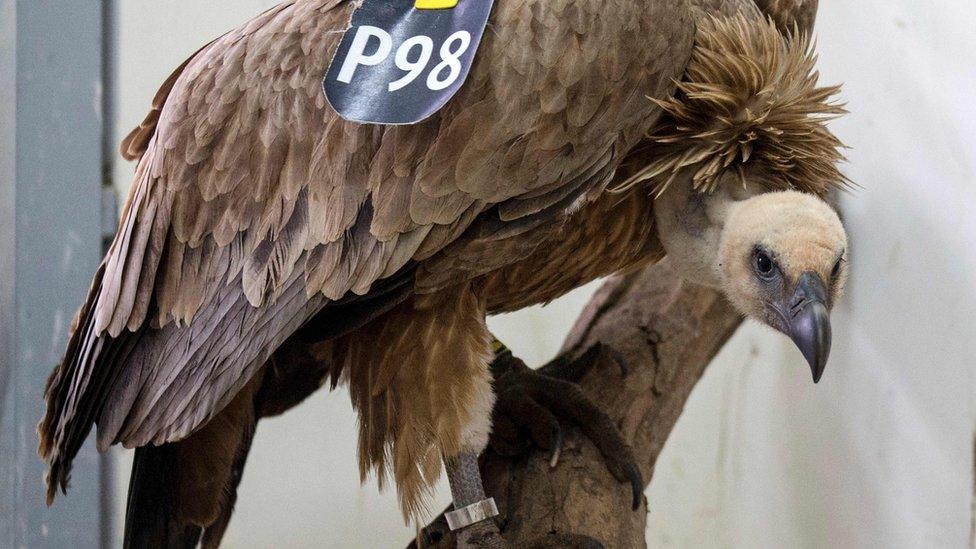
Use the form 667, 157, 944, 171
787, 271, 832, 383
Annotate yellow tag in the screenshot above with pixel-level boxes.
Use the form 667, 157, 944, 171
416, 0, 458, 9
490, 337, 508, 354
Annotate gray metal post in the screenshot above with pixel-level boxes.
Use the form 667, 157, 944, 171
0, 1, 110, 547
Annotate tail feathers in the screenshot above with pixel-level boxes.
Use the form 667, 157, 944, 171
124, 431, 258, 549
120, 303, 344, 547
199, 429, 255, 549
124, 444, 203, 549
123, 381, 259, 549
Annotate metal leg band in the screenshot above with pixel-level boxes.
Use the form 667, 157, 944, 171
444, 497, 499, 531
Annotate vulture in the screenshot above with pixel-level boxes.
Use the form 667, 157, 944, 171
39, 0, 850, 546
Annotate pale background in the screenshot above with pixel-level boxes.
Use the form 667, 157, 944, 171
109, 1, 976, 547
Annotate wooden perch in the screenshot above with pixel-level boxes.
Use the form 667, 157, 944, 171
414, 260, 743, 548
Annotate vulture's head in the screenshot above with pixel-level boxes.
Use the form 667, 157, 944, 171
718, 191, 847, 382
621, 14, 852, 382
653, 185, 848, 383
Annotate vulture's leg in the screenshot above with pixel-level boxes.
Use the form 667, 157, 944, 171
489, 342, 644, 510
443, 452, 505, 548
440, 355, 506, 549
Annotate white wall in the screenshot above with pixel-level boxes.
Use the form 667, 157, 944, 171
112, 1, 976, 547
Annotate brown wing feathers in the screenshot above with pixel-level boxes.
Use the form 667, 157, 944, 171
42, 0, 699, 522
753, 0, 818, 34
40, 2, 355, 500
119, 40, 213, 163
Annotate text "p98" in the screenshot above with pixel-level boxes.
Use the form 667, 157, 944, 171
336, 26, 471, 92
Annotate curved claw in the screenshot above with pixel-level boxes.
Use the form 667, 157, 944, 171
624, 464, 643, 510
608, 348, 629, 378
548, 428, 563, 468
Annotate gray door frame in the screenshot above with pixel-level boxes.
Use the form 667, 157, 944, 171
1, 1, 117, 547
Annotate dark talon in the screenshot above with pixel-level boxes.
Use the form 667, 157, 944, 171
491, 431, 532, 457
548, 428, 563, 468
541, 343, 604, 382
489, 342, 643, 512
542, 342, 630, 382
608, 348, 629, 378
411, 506, 452, 548
626, 465, 643, 510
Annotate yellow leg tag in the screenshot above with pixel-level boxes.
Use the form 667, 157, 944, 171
490, 337, 508, 354
415, 0, 458, 9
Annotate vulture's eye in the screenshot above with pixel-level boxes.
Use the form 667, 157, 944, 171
831, 257, 844, 279
754, 250, 775, 279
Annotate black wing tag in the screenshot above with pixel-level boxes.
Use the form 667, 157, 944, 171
324, 0, 495, 125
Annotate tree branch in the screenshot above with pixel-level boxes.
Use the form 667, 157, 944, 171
415, 260, 743, 548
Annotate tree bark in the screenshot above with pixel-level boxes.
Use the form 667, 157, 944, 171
415, 260, 744, 548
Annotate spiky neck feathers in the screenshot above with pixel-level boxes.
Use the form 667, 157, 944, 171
637, 11, 852, 320
617, 12, 849, 197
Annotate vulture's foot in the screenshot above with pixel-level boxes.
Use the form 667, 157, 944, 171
455, 520, 506, 548
489, 343, 643, 510
411, 510, 505, 549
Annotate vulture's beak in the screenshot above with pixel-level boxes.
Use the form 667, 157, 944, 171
787, 271, 831, 383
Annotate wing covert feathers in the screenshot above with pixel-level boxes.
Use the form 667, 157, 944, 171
754, 0, 819, 35
41, 0, 698, 517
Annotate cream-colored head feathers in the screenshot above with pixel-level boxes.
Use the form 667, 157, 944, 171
617, 13, 849, 196
718, 190, 847, 322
